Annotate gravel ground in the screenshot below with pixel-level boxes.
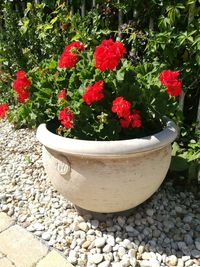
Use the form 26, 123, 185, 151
0, 120, 200, 267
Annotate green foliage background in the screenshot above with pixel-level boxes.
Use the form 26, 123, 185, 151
0, 0, 199, 179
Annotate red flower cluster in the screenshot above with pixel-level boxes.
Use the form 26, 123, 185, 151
58, 41, 85, 68
94, 39, 126, 71
57, 89, 67, 100
58, 107, 74, 128
0, 103, 9, 119
120, 109, 141, 128
82, 80, 104, 105
112, 96, 131, 118
112, 97, 141, 128
12, 70, 30, 103
160, 70, 182, 96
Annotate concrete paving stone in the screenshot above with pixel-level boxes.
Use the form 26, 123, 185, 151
0, 257, 15, 267
0, 225, 48, 267
0, 212, 14, 232
36, 250, 74, 267
0, 252, 4, 259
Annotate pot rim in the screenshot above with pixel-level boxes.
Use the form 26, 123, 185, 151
36, 119, 178, 156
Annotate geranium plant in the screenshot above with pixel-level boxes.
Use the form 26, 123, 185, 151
5, 39, 183, 140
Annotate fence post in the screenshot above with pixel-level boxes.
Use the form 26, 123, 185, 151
179, 91, 185, 113
196, 98, 200, 130
118, 0, 123, 39
69, 0, 74, 15
81, 0, 86, 17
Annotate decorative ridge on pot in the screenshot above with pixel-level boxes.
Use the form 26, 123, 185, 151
36, 118, 178, 157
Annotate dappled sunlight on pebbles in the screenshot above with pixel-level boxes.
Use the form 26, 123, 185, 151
0, 120, 200, 267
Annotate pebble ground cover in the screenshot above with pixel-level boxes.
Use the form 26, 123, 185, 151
0, 120, 200, 267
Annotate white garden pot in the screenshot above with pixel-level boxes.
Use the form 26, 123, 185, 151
36, 119, 178, 213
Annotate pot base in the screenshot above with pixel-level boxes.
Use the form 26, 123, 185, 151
74, 204, 147, 221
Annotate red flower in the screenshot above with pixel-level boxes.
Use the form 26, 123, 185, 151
57, 89, 67, 100
58, 107, 74, 128
58, 41, 85, 69
94, 39, 126, 71
160, 70, 182, 96
0, 103, 9, 119
130, 110, 142, 128
112, 96, 131, 118
66, 41, 85, 52
82, 80, 104, 105
12, 70, 30, 103
119, 109, 142, 128
160, 70, 179, 85
17, 90, 29, 103
13, 70, 31, 91
165, 80, 182, 97
119, 117, 131, 128
58, 51, 77, 68
16, 70, 27, 79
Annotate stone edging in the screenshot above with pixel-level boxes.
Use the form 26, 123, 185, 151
0, 212, 74, 267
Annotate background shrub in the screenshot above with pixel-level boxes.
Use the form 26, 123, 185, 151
0, 0, 199, 180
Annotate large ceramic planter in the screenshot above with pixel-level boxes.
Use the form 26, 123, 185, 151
36, 119, 178, 213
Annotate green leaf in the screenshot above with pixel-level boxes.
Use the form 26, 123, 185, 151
50, 17, 58, 25
172, 142, 181, 156
25, 2, 32, 14
116, 69, 125, 81
170, 156, 189, 172
19, 18, 30, 34
196, 54, 200, 65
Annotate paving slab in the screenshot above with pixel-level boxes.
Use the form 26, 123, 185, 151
0, 252, 4, 259
0, 225, 48, 267
36, 250, 74, 267
0, 212, 14, 232
0, 257, 15, 267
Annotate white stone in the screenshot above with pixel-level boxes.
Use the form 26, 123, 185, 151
41, 232, 51, 241
149, 259, 160, 267
112, 263, 122, 267
166, 255, 178, 266
103, 244, 112, 253
113, 244, 119, 251
68, 255, 77, 264
33, 222, 44, 231
140, 260, 152, 267
98, 261, 110, 267
26, 225, 35, 232
177, 259, 184, 267
95, 237, 106, 248
91, 253, 103, 264
185, 259, 194, 267
118, 246, 126, 258
104, 252, 113, 262
121, 254, 130, 266
142, 252, 154, 260
121, 239, 132, 249
107, 236, 115, 247
128, 249, 137, 258
70, 239, 77, 249
78, 222, 89, 232
129, 257, 137, 267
